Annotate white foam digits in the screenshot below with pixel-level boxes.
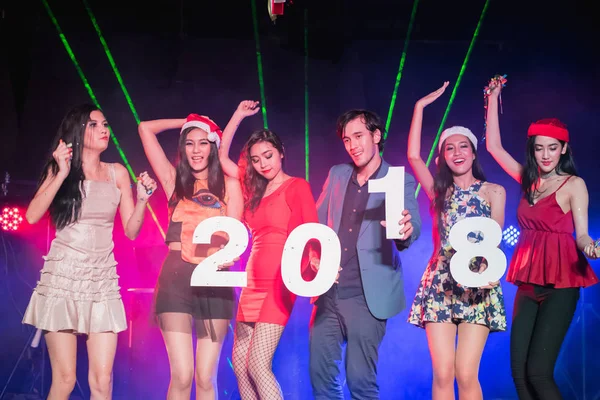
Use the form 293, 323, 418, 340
281, 223, 341, 297
448, 216, 507, 288
368, 166, 405, 240
190, 216, 249, 287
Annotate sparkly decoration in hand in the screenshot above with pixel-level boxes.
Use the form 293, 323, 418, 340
0, 207, 24, 231
482, 74, 507, 142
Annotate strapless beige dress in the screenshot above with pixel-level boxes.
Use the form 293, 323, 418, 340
23, 164, 126, 334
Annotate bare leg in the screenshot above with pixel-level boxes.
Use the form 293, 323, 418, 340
195, 319, 229, 400
425, 323, 458, 400
45, 331, 78, 400
455, 323, 489, 400
159, 312, 195, 400
87, 332, 118, 400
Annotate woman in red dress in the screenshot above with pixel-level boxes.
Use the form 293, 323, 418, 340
485, 83, 599, 399
219, 101, 319, 399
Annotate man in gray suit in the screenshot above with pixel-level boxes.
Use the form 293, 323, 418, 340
309, 109, 421, 399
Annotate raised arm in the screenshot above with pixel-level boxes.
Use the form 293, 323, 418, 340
138, 119, 185, 199
219, 100, 260, 179
485, 86, 523, 183
569, 177, 599, 259
224, 176, 244, 220
407, 82, 449, 200
114, 164, 157, 240
25, 140, 72, 224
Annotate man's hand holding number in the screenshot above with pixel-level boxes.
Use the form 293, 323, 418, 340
381, 209, 414, 241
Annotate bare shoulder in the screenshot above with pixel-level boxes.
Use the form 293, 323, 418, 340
565, 175, 587, 192
482, 181, 506, 196
111, 163, 130, 184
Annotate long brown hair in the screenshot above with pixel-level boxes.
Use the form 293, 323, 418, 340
238, 129, 285, 212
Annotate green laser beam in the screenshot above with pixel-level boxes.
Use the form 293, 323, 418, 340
250, 0, 269, 129
304, 9, 310, 181
383, 0, 420, 147
82, 0, 140, 125
415, 0, 490, 197
43, 0, 165, 238
81, 0, 165, 239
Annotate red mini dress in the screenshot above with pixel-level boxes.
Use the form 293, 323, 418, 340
237, 177, 318, 326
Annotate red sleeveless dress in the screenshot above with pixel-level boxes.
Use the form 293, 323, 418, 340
507, 177, 598, 288
237, 177, 318, 325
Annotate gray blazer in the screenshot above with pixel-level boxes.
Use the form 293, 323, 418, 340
315, 159, 421, 320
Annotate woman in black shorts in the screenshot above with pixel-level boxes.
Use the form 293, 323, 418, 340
139, 113, 243, 399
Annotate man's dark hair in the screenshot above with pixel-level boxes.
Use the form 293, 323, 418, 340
336, 109, 386, 151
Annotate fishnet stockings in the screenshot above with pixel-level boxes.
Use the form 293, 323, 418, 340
232, 322, 285, 400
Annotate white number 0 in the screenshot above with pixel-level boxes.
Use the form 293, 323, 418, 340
190, 216, 249, 287
281, 223, 341, 297
448, 216, 507, 288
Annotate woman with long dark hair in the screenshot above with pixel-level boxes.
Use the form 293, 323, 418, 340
406, 83, 507, 400
138, 113, 243, 400
486, 83, 599, 399
23, 104, 157, 400
219, 101, 320, 399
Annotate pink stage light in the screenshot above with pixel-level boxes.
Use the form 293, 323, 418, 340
0, 206, 24, 232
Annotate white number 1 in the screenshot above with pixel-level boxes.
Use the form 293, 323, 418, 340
368, 166, 405, 239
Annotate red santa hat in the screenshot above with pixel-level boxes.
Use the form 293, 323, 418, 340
181, 114, 223, 148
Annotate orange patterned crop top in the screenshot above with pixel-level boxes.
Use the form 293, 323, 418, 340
165, 179, 229, 264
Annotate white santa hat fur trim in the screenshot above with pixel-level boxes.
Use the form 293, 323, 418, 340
438, 126, 478, 151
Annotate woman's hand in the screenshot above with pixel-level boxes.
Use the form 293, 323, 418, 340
53, 139, 73, 179
415, 81, 449, 109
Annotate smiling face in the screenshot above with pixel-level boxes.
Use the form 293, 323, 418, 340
533, 135, 567, 174
249, 140, 283, 180
184, 128, 212, 173
341, 117, 381, 169
83, 110, 110, 152
442, 134, 476, 176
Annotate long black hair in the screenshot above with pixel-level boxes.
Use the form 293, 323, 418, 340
238, 129, 285, 212
174, 126, 225, 202
432, 139, 486, 238
37, 104, 98, 230
521, 119, 578, 205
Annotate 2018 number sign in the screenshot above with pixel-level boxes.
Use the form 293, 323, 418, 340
188, 167, 507, 295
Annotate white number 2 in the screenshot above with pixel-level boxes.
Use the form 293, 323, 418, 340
368, 166, 405, 240
190, 216, 249, 287
281, 223, 341, 297
448, 216, 507, 288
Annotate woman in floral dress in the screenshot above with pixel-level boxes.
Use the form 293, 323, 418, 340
406, 82, 507, 400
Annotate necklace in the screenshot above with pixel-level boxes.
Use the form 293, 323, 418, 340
540, 169, 557, 180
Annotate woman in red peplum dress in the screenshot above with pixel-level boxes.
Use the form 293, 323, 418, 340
219, 101, 320, 399
486, 83, 599, 399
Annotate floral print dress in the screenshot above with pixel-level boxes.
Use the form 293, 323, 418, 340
408, 181, 506, 332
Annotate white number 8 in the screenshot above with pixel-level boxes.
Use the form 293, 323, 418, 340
448, 216, 507, 288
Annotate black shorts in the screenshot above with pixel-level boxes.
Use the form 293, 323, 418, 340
154, 250, 235, 322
